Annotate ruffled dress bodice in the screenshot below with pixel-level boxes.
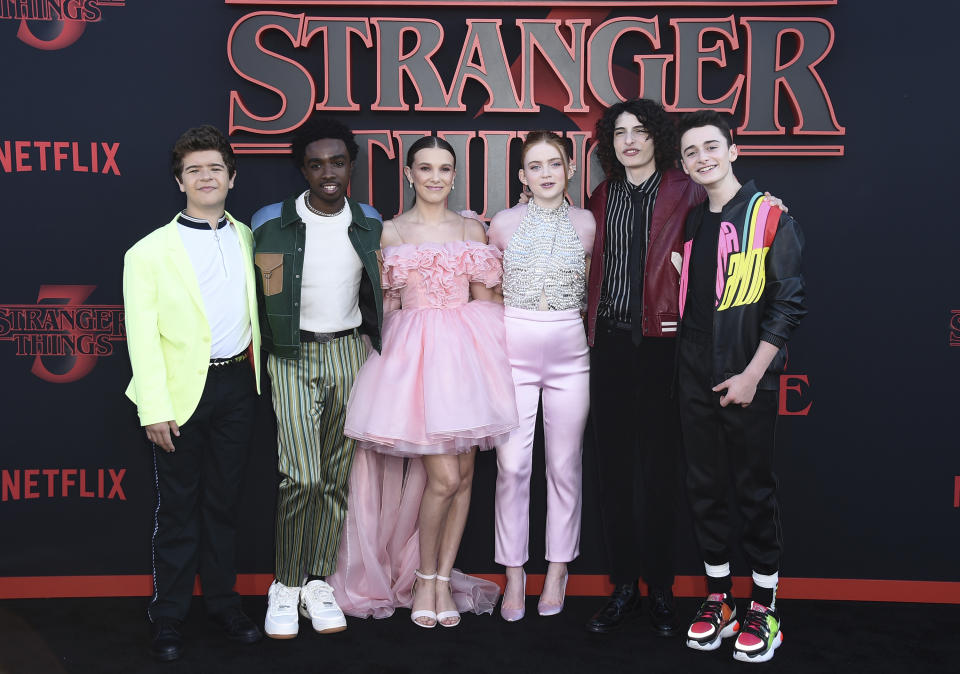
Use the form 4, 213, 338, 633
381, 240, 503, 310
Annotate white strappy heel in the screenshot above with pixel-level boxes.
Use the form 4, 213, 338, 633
411, 570, 438, 628
435, 574, 461, 628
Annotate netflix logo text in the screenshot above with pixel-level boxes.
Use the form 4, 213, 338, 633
0, 141, 120, 175
2, 468, 127, 501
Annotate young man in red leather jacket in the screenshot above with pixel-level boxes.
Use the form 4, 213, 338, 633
584, 99, 705, 637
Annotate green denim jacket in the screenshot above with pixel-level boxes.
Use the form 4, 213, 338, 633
251, 195, 383, 358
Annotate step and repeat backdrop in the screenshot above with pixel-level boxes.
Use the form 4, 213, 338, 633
1, 0, 957, 595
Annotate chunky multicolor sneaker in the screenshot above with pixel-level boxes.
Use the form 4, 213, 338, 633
732, 601, 782, 663
686, 593, 739, 651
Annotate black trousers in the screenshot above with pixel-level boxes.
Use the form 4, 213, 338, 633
148, 360, 256, 622
677, 328, 782, 576
590, 326, 681, 588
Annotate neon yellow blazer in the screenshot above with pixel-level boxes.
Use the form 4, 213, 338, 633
123, 212, 261, 427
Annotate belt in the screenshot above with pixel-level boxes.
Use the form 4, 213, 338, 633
209, 352, 248, 368
598, 317, 632, 332
299, 328, 355, 344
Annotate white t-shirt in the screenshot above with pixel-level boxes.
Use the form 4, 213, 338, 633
295, 192, 363, 333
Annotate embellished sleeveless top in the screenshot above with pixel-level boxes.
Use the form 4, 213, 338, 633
501, 200, 586, 311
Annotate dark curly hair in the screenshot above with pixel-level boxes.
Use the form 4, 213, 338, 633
291, 117, 359, 168
594, 99, 677, 179
171, 125, 236, 180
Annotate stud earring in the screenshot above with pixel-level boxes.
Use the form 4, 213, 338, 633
451, 183, 455, 191
409, 181, 413, 188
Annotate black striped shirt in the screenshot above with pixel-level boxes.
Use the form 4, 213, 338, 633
598, 171, 662, 323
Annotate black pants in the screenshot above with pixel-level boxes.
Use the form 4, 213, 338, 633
590, 326, 681, 588
677, 328, 782, 576
148, 360, 256, 622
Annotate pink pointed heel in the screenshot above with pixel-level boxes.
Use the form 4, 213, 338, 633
499, 569, 527, 622
537, 572, 568, 617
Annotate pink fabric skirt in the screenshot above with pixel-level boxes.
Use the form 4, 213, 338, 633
343, 300, 518, 457
326, 447, 501, 618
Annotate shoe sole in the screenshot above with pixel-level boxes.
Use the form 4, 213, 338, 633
225, 631, 264, 644
652, 624, 680, 638
299, 604, 347, 633
264, 615, 299, 639
585, 611, 641, 634
150, 649, 181, 662
686, 620, 740, 651
733, 630, 783, 663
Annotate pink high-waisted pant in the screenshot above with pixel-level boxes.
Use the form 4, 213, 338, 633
494, 306, 590, 566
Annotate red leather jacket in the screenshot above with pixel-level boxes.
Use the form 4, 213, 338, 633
586, 168, 706, 346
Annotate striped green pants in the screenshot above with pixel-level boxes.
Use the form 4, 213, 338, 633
267, 334, 366, 586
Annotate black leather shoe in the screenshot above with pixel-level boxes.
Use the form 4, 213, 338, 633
585, 583, 641, 633
647, 586, 680, 637
214, 608, 263, 644
150, 618, 183, 662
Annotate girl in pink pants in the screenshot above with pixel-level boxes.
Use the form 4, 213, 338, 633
487, 131, 596, 620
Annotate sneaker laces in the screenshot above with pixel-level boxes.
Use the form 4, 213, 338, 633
271, 583, 300, 610
303, 581, 336, 607
740, 606, 770, 639
695, 596, 726, 625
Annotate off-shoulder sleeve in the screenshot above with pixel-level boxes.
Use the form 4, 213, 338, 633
380, 244, 417, 290
466, 243, 503, 288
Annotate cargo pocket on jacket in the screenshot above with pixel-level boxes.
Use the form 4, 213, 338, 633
255, 253, 284, 296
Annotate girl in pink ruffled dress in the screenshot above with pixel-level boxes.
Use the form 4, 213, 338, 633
330, 136, 517, 628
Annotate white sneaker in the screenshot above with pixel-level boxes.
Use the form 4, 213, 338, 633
299, 579, 347, 633
264, 580, 301, 639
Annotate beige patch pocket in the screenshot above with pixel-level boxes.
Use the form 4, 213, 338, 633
255, 253, 284, 296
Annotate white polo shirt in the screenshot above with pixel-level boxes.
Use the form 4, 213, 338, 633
177, 213, 251, 358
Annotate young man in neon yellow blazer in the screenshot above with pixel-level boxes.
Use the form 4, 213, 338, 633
123, 126, 262, 662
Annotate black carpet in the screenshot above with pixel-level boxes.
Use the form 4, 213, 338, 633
1, 596, 957, 674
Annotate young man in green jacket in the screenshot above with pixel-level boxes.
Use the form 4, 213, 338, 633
251, 117, 383, 638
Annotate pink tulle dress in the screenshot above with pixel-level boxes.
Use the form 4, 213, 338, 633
329, 239, 516, 618
343, 240, 519, 456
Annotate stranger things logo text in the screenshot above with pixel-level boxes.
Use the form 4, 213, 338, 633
0, 285, 125, 383
3, 0, 126, 51
225, 0, 845, 217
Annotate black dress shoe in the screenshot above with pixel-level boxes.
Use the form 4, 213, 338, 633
585, 583, 641, 633
647, 586, 680, 637
150, 618, 183, 662
214, 608, 263, 644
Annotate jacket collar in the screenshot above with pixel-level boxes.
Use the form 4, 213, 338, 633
719, 180, 759, 217
280, 194, 372, 231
